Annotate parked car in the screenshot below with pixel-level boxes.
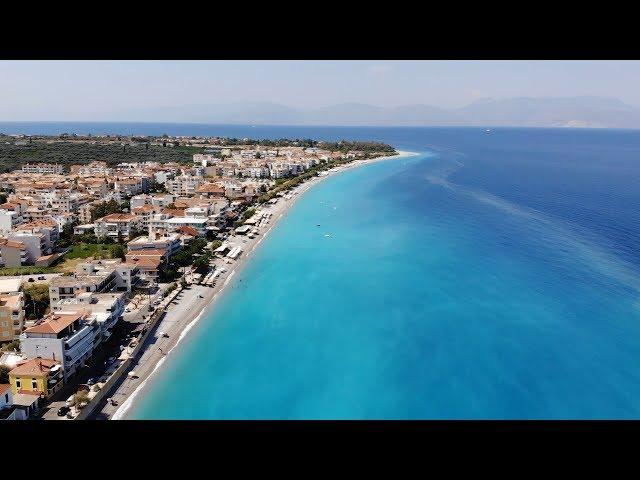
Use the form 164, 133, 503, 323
37, 276, 45, 280
57, 406, 70, 416
27, 278, 35, 282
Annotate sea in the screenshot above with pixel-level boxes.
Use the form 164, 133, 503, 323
3, 122, 640, 419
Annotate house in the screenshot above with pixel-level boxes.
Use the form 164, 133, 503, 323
124, 253, 163, 280
20, 312, 96, 381
9, 358, 64, 398
196, 182, 226, 198
0, 293, 25, 342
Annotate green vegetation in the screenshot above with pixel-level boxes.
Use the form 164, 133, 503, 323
0, 136, 201, 173
0, 266, 60, 276
65, 243, 122, 260
57, 221, 79, 248
1, 339, 20, 352
0, 365, 10, 383
233, 207, 256, 228
164, 283, 178, 297
90, 199, 123, 222
73, 391, 90, 407
214, 137, 396, 153
162, 238, 209, 280
23, 284, 50, 320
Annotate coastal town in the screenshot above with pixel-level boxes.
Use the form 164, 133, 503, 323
0, 133, 397, 420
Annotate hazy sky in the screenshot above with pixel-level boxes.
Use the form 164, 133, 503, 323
1, 60, 640, 120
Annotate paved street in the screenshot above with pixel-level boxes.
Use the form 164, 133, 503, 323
36, 282, 170, 420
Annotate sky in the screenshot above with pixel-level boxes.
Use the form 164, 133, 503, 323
1, 60, 640, 120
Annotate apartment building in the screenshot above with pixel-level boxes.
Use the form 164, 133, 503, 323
165, 175, 204, 196
0, 210, 23, 234
0, 293, 25, 342
19, 312, 97, 380
94, 213, 143, 240
21, 163, 64, 175
51, 292, 125, 343
70, 161, 112, 176
0, 239, 28, 267
127, 232, 182, 257
49, 259, 138, 307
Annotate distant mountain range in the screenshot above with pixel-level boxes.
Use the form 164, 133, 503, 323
118, 97, 640, 128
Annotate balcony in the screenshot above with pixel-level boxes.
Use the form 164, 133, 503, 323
64, 324, 93, 350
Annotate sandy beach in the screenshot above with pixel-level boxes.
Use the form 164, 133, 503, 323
103, 149, 417, 420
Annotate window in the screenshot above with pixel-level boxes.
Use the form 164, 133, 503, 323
16, 379, 21, 389
4, 393, 7, 403
32, 379, 37, 389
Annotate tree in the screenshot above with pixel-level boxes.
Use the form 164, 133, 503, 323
90, 199, 122, 221
1, 339, 20, 353
0, 193, 6, 204
23, 284, 50, 320
73, 391, 90, 407
111, 244, 126, 261
0, 365, 11, 383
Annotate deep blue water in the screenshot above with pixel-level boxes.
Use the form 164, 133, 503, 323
4, 122, 640, 418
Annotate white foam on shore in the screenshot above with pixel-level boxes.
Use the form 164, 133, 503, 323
111, 355, 168, 420
222, 270, 235, 287
110, 148, 420, 419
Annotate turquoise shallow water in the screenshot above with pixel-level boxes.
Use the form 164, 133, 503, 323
122, 128, 640, 419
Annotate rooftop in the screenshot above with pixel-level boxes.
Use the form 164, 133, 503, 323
0, 293, 23, 310
24, 312, 86, 335
10, 358, 60, 377
0, 278, 22, 294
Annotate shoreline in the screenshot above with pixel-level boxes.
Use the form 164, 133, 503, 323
110, 149, 419, 420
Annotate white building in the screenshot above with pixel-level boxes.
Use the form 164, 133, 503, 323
21, 163, 64, 174
0, 210, 22, 234
94, 213, 143, 240
51, 292, 125, 343
165, 175, 204, 196
20, 311, 97, 380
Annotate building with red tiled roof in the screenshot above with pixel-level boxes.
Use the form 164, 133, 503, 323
9, 358, 63, 398
21, 311, 95, 381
